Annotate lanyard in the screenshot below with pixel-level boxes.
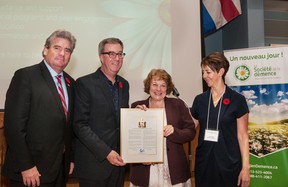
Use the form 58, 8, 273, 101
206, 87, 225, 130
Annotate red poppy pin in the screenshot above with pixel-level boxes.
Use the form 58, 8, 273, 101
65, 77, 71, 86
119, 81, 123, 89
223, 98, 230, 105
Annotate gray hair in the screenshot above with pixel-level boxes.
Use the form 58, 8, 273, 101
98, 37, 123, 54
44, 29, 76, 52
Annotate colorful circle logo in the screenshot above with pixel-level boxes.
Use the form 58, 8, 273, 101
235, 65, 250, 81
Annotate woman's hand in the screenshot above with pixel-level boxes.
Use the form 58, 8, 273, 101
164, 125, 174, 137
136, 104, 148, 111
238, 167, 250, 187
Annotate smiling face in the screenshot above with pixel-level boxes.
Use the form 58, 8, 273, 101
99, 43, 124, 80
149, 77, 167, 102
43, 37, 72, 74
202, 65, 224, 88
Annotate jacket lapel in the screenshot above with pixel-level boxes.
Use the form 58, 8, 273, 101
40, 61, 66, 120
95, 69, 116, 116
118, 79, 123, 108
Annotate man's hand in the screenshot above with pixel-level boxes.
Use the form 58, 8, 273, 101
106, 150, 126, 166
21, 166, 41, 187
69, 162, 74, 175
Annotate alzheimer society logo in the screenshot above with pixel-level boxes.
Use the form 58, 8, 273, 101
234, 65, 250, 81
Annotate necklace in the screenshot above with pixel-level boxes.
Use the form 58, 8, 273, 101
212, 86, 226, 106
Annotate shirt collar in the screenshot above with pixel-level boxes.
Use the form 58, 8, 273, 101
99, 70, 119, 85
43, 60, 63, 77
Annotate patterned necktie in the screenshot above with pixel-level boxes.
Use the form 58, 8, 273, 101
56, 75, 68, 120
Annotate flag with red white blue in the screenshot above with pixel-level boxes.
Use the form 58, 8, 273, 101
202, 0, 242, 36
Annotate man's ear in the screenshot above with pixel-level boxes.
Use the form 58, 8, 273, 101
43, 46, 48, 56
99, 55, 104, 64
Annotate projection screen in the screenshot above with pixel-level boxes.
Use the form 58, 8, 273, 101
0, 0, 202, 109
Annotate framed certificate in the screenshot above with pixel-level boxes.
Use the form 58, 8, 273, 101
120, 108, 164, 163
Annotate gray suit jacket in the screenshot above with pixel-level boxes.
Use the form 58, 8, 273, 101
3, 61, 75, 183
73, 68, 129, 180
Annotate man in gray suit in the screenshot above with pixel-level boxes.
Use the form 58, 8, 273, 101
3, 30, 76, 187
73, 38, 129, 187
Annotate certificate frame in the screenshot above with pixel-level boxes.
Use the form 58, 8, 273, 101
120, 108, 164, 163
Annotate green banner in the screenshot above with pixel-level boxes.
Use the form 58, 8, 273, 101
224, 46, 288, 187
250, 149, 288, 186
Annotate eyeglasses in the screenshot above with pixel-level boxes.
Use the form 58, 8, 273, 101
101, 51, 126, 59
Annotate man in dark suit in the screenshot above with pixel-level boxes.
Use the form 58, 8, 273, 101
3, 30, 76, 187
73, 38, 129, 187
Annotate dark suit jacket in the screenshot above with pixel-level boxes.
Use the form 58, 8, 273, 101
3, 61, 75, 183
130, 97, 196, 187
73, 68, 129, 180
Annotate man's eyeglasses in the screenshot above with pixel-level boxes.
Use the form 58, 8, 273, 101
101, 51, 126, 59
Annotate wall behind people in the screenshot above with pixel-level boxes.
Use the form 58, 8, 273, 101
204, 0, 265, 55
0, 0, 202, 108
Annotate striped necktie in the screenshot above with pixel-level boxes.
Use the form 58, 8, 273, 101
56, 75, 68, 120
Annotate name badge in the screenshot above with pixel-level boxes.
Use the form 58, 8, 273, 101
204, 129, 219, 142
